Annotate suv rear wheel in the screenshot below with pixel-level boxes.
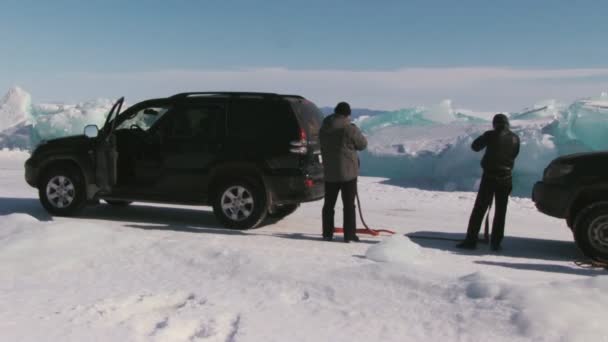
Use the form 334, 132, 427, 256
212, 179, 268, 229
574, 202, 608, 262
39, 165, 86, 216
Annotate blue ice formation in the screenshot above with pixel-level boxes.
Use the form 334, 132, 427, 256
2, 87, 608, 197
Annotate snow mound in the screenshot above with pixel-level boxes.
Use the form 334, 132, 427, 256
458, 272, 506, 299
451, 271, 608, 341
0, 213, 40, 240
365, 235, 422, 263
506, 276, 608, 341
0, 213, 121, 274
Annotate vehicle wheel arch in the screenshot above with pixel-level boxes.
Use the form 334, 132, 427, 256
39, 158, 86, 187
569, 188, 608, 228
207, 162, 268, 199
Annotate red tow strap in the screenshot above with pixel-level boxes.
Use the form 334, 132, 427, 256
334, 227, 395, 236
334, 191, 395, 236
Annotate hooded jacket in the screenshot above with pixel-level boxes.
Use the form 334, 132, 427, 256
319, 114, 368, 182
472, 116, 520, 177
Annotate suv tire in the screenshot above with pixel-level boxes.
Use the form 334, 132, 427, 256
268, 203, 300, 219
573, 202, 608, 262
39, 165, 86, 216
212, 179, 268, 229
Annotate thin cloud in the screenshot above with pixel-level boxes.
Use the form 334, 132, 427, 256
17, 67, 608, 111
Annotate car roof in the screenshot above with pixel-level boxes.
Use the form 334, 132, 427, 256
169, 92, 304, 100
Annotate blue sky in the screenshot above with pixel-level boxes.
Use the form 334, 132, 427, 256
2, 0, 608, 109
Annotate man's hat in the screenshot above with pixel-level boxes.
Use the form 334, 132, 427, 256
335, 102, 351, 116
493, 113, 509, 129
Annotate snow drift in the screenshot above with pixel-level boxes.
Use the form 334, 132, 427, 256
1, 87, 608, 196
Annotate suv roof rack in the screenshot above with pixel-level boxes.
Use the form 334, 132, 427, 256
170, 92, 281, 99
280, 94, 305, 99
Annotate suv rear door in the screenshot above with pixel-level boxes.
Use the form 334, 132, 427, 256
154, 98, 227, 200
225, 97, 299, 159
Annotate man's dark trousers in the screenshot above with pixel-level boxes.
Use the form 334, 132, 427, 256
465, 174, 512, 247
322, 178, 357, 240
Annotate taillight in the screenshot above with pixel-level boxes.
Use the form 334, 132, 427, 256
304, 179, 314, 188
290, 128, 308, 154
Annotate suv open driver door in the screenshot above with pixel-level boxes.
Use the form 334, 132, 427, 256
96, 97, 124, 193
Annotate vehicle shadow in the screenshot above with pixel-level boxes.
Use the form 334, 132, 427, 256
474, 260, 606, 276
79, 203, 229, 231
79, 203, 286, 235
407, 230, 580, 262
0, 197, 52, 221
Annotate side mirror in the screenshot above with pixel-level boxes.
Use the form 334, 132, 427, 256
84, 124, 99, 138
144, 108, 159, 116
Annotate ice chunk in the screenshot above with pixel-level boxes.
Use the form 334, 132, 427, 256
0, 86, 31, 131
562, 95, 608, 151
2, 87, 608, 198
30, 99, 113, 145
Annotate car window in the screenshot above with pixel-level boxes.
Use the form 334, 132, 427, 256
228, 99, 298, 139
286, 98, 323, 140
116, 106, 171, 131
167, 104, 224, 140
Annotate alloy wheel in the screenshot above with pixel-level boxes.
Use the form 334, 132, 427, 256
46, 175, 76, 209
221, 185, 255, 221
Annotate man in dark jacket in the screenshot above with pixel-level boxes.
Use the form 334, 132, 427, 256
320, 102, 368, 242
457, 113, 520, 251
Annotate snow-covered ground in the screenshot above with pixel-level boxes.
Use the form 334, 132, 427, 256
1, 151, 607, 342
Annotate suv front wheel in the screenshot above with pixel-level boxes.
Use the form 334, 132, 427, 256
212, 179, 268, 229
39, 165, 87, 216
574, 202, 608, 262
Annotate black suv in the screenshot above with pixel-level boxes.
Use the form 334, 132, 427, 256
25, 92, 325, 229
533, 152, 608, 261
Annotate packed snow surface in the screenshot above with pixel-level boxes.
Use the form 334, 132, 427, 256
1, 151, 607, 341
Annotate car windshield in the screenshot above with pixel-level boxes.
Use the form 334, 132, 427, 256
115, 105, 171, 131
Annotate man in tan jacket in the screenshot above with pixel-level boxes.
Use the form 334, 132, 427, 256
320, 102, 368, 242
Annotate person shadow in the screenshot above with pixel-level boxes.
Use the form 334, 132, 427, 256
407, 230, 579, 262
406, 230, 605, 276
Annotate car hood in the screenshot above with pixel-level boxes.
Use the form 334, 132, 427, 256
554, 151, 608, 164
41, 135, 90, 147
